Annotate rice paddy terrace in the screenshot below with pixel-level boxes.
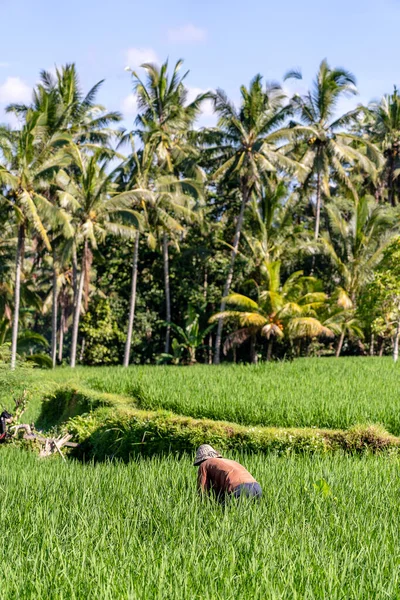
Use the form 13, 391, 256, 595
2, 358, 400, 598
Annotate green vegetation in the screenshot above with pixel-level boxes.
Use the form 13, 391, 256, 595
3, 60, 400, 368
4, 358, 400, 433
1, 448, 400, 599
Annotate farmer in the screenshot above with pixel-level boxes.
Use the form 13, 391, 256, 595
0, 410, 13, 443
194, 444, 262, 500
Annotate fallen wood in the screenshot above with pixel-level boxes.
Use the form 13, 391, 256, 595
10, 424, 32, 437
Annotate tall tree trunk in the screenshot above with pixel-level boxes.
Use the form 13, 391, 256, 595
379, 337, 384, 357
70, 239, 87, 368
208, 332, 213, 365
267, 339, 273, 362
370, 333, 375, 356
163, 231, 171, 354
79, 337, 86, 363
58, 302, 65, 364
388, 153, 396, 207
336, 330, 345, 358
250, 334, 257, 364
188, 346, 196, 365
393, 322, 400, 362
314, 170, 322, 240
10, 225, 25, 370
72, 241, 78, 307
51, 249, 58, 368
214, 187, 249, 364
123, 232, 140, 367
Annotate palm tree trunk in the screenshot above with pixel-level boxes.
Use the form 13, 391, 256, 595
79, 337, 86, 362
58, 302, 65, 364
163, 231, 171, 354
250, 335, 257, 364
72, 241, 78, 306
388, 153, 396, 207
370, 333, 375, 356
336, 330, 345, 357
51, 250, 58, 368
70, 239, 87, 368
314, 171, 322, 240
214, 186, 249, 364
393, 322, 400, 362
208, 332, 213, 364
123, 232, 140, 367
267, 339, 273, 361
10, 225, 25, 370
379, 337, 384, 357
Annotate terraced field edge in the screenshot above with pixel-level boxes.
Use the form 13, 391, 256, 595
37, 386, 400, 461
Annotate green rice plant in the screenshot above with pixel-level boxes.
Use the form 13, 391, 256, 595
1, 448, 400, 599
8, 357, 400, 434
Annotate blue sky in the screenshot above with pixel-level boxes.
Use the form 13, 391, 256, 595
1, 0, 400, 129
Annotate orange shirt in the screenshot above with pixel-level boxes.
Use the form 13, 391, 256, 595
197, 458, 257, 495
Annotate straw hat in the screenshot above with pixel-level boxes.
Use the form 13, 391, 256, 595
193, 444, 222, 466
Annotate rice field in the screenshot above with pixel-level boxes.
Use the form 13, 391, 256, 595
2, 358, 400, 598
1, 447, 400, 599
5, 357, 400, 433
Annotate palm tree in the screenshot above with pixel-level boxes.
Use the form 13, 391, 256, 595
285, 59, 380, 239
128, 59, 208, 173
323, 288, 364, 356
211, 261, 332, 363
7, 64, 123, 366
363, 88, 400, 205
125, 59, 207, 354
209, 75, 306, 364
57, 145, 139, 367
7, 63, 122, 146
113, 143, 150, 367
244, 177, 305, 267
0, 111, 70, 369
123, 169, 203, 356
320, 196, 397, 306
167, 305, 214, 365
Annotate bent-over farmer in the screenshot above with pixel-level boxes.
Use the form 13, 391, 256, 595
194, 444, 262, 500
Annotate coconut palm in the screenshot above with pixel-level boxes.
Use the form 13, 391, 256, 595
362, 88, 400, 205
122, 168, 203, 356
244, 177, 305, 268
211, 261, 332, 363
320, 196, 397, 306
0, 111, 71, 369
209, 75, 306, 363
285, 59, 380, 239
7, 63, 122, 146
128, 59, 208, 173
56, 145, 140, 367
323, 288, 364, 356
7, 64, 123, 366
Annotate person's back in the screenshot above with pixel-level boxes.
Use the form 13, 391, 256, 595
194, 445, 262, 500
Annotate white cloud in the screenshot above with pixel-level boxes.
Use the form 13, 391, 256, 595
168, 23, 206, 43
187, 87, 214, 117
125, 48, 159, 70
0, 76, 30, 103
122, 93, 138, 116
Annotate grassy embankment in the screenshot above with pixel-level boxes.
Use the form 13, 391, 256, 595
2, 358, 400, 459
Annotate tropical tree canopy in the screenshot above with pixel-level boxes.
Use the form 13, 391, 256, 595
2, 58, 400, 368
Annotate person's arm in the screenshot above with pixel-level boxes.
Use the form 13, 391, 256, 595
197, 463, 208, 493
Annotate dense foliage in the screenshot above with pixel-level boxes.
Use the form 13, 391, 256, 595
2, 60, 400, 367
